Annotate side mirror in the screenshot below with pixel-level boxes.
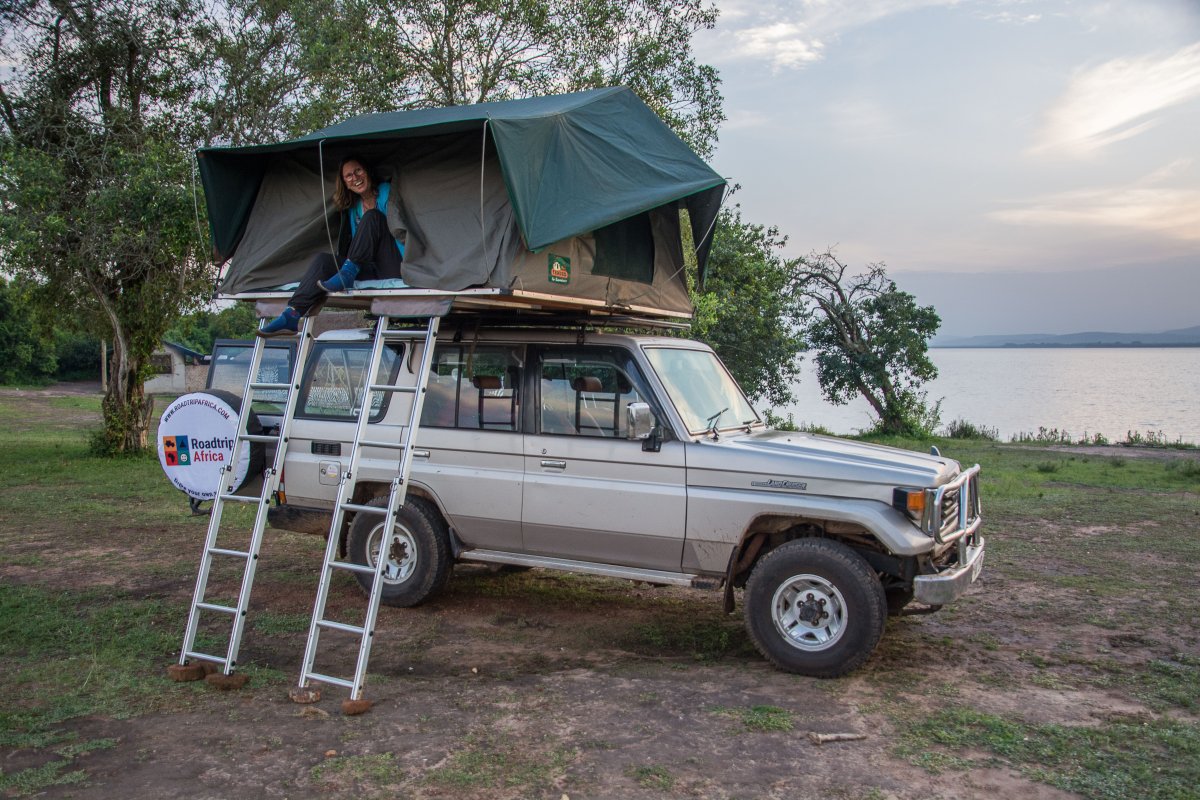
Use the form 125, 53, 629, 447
626, 402, 662, 452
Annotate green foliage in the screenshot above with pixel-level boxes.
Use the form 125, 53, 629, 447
943, 418, 999, 441
1, 0, 215, 451
164, 304, 258, 353
53, 330, 102, 381
790, 253, 941, 436
0, 278, 57, 385
690, 208, 805, 405
267, 0, 723, 156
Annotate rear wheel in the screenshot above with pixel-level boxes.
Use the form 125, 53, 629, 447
346, 497, 450, 607
744, 538, 886, 677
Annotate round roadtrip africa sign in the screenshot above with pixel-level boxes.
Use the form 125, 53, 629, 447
157, 392, 256, 501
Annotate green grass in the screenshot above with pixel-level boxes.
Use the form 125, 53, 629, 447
0, 584, 186, 748
425, 733, 574, 790
711, 704, 794, 732
626, 764, 675, 790
901, 708, 1200, 800
310, 752, 405, 783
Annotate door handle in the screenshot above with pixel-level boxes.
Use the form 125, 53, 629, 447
540, 459, 567, 469
413, 449, 430, 459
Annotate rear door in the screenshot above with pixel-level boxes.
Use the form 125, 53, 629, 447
414, 343, 525, 551
521, 345, 686, 571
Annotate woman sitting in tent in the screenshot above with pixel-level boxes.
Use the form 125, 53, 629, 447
258, 156, 404, 336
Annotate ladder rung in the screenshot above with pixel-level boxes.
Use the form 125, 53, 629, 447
358, 439, 404, 450
209, 547, 250, 558
249, 382, 291, 391
219, 494, 260, 504
317, 619, 366, 635
382, 330, 429, 340
304, 672, 354, 690
239, 434, 278, 443
340, 503, 388, 515
368, 384, 417, 393
329, 560, 377, 575
196, 601, 237, 614
184, 650, 228, 666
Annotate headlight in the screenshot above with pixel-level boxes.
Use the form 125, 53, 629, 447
892, 487, 934, 530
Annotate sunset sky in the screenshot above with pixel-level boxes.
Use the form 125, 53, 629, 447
696, 0, 1200, 336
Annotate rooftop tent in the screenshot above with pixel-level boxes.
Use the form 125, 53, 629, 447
197, 87, 726, 316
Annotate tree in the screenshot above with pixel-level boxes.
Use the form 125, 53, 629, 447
250, 0, 723, 155
790, 252, 941, 435
0, 278, 59, 385
690, 208, 804, 406
0, 0, 214, 453
165, 303, 258, 354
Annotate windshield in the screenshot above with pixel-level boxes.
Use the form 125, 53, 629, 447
644, 347, 759, 434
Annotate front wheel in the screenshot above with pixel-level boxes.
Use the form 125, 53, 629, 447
743, 538, 886, 677
346, 497, 451, 607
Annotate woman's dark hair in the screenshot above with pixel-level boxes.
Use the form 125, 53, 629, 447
332, 155, 381, 211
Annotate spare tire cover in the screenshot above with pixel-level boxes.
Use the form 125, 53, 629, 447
157, 390, 263, 500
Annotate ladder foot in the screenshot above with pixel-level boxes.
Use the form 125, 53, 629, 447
289, 685, 322, 705
205, 672, 250, 690
341, 698, 373, 716
167, 663, 206, 682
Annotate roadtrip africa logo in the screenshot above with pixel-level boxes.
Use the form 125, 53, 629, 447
162, 434, 234, 466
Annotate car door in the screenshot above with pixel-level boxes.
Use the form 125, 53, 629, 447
521, 345, 686, 571
414, 343, 524, 551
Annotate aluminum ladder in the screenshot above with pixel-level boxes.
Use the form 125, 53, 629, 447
296, 313, 440, 702
178, 315, 315, 676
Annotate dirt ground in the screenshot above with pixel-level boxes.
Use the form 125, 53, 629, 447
1, 385, 1196, 799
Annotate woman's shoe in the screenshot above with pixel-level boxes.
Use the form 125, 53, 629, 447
257, 308, 299, 337
319, 260, 360, 293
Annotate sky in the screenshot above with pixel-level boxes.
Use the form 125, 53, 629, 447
694, 0, 1200, 337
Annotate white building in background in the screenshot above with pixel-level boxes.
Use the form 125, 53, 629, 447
145, 342, 209, 395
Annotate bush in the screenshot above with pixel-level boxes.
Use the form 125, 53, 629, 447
944, 418, 999, 441
0, 278, 57, 385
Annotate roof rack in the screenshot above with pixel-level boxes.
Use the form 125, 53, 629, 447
238, 286, 693, 332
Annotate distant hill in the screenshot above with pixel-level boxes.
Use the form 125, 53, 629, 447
932, 325, 1200, 348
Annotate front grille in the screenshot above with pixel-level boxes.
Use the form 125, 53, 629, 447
928, 466, 982, 544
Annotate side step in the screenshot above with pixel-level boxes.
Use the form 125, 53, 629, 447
459, 549, 708, 588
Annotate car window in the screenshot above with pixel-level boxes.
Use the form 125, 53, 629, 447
299, 342, 403, 420
421, 345, 521, 431
536, 347, 650, 438
207, 341, 295, 416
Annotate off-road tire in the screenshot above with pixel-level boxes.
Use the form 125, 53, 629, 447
743, 538, 887, 677
346, 496, 451, 607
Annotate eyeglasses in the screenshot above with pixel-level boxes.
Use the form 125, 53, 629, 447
343, 168, 365, 180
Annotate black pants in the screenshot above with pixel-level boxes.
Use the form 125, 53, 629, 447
289, 209, 404, 315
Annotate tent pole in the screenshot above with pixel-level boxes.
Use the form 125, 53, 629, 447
319, 140, 336, 261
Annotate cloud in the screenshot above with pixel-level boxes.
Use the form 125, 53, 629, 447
706, 0, 1024, 71
1032, 42, 1200, 157
990, 167, 1200, 241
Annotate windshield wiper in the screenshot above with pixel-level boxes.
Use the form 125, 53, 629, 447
705, 407, 729, 439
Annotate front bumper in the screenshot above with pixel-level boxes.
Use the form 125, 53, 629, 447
913, 536, 985, 606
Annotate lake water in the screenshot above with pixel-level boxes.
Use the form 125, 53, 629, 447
774, 348, 1200, 445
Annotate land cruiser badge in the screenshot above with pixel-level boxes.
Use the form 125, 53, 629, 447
752, 479, 807, 490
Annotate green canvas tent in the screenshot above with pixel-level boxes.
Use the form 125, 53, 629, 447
198, 87, 726, 317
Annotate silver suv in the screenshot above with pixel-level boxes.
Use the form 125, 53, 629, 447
231, 324, 983, 678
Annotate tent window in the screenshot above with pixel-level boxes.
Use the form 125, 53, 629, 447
592, 213, 654, 284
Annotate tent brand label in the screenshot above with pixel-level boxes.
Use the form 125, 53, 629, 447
548, 254, 571, 284
157, 393, 252, 500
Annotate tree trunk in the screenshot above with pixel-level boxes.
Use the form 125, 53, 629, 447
99, 323, 153, 454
